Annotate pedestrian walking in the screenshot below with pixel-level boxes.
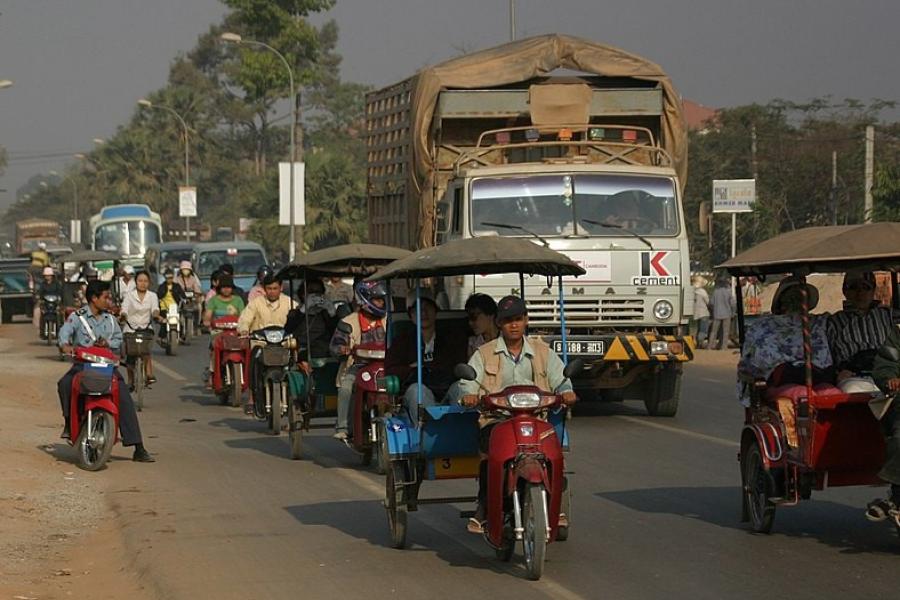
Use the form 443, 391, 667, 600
707, 276, 735, 350
691, 276, 710, 348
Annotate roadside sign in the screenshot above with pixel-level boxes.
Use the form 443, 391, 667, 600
278, 162, 305, 226
712, 179, 755, 213
179, 186, 197, 218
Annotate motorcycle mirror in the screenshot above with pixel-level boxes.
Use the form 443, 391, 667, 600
454, 363, 477, 381
336, 321, 353, 335
877, 344, 900, 363
563, 358, 585, 379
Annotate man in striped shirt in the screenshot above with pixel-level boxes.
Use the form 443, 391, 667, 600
826, 270, 894, 380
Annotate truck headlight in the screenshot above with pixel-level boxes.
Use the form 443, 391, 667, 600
653, 300, 674, 322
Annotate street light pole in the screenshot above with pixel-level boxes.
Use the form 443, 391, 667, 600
138, 99, 191, 240
221, 32, 299, 261
51, 170, 80, 243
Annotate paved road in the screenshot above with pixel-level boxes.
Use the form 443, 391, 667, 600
32, 330, 900, 599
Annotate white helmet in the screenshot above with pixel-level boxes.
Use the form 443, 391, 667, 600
37, 242, 47, 250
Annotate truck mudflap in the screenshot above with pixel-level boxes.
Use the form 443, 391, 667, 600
545, 333, 695, 363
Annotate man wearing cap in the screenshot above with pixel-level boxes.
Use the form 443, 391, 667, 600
458, 295, 577, 533
827, 270, 893, 380
385, 288, 468, 422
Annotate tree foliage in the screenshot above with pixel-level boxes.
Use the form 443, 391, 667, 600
685, 98, 900, 267
4, 0, 367, 263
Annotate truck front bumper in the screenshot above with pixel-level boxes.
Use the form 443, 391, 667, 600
542, 333, 695, 364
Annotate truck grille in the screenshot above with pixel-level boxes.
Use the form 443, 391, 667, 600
526, 298, 645, 323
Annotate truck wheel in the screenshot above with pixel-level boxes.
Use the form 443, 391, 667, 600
643, 365, 681, 417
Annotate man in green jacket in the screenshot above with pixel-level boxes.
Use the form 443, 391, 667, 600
868, 328, 900, 522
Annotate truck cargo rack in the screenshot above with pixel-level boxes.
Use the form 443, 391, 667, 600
451, 124, 673, 175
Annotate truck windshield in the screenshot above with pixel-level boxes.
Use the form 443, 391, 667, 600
95, 221, 161, 256
471, 175, 678, 237
196, 249, 265, 277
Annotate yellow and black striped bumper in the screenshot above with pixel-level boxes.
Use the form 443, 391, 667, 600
601, 334, 695, 362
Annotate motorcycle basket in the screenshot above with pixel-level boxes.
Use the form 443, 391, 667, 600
123, 332, 153, 357
221, 334, 247, 352
79, 370, 112, 395
261, 346, 291, 367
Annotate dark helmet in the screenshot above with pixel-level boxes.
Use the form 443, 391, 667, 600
355, 280, 388, 318
257, 265, 274, 283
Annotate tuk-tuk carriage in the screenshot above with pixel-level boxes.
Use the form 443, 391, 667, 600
721, 223, 900, 534
274, 243, 410, 460
368, 237, 584, 580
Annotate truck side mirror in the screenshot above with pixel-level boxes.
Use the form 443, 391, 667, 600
699, 201, 710, 235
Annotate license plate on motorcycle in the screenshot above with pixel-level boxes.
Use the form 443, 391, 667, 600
430, 456, 480, 480
552, 340, 605, 355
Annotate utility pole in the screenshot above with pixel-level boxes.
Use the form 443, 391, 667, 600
509, 0, 516, 41
294, 90, 304, 256
864, 125, 874, 222
831, 150, 838, 226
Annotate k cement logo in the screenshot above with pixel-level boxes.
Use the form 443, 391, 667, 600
632, 251, 679, 286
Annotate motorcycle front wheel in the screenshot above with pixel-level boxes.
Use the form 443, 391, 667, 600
522, 483, 548, 581
229, 363, 241, 407
76, 410, 115, 472
166, 329, 178, 356
269, 381, 283, 435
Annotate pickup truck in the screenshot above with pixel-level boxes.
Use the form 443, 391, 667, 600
0, 259, 35, 324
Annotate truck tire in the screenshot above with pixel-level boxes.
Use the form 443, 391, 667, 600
643, 365, 681, 417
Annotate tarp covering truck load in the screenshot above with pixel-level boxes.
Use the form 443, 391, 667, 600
366, 34, 694, 416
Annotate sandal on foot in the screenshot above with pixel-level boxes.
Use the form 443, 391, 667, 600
865, 498, 896, 522
467, 518, 485, 534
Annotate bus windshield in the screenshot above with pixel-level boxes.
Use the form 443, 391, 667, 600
196, 249, 266, 277
95, 221, 161, 256
471, 174, 678, 237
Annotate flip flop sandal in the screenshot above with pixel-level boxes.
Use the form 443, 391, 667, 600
865, 498, 894, 522
467, 518, 485, 534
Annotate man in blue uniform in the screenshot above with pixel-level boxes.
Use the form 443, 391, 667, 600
57, 280, 154, 462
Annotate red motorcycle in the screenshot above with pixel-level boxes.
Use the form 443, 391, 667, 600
68, 346, 121, 471
457, 359, 581, 580
348, 339, 391, 469
211, 316, 250, 407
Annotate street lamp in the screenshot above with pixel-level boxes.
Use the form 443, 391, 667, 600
220, 31, 299, 260
51, 170, 80, 243
92, 138, 105, 145
138, 98, 192, 240
0, 80, 13, 90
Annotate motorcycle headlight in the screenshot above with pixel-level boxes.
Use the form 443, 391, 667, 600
44, 295, 60, 303
652, 300, 674, 322
507, 392, 541, 408
264, 329, 285, 344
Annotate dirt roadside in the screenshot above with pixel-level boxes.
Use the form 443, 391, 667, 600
0, 323, 152, 600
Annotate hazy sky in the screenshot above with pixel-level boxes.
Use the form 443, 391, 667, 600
1, 0, 897, 211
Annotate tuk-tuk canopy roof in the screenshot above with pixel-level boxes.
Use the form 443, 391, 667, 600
276, 244, 411, 280
367, 237, 586, 280
59, 250, 119, 264
719, 223, 900, 276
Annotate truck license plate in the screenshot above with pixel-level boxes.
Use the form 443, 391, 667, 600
552, 341, 605, 355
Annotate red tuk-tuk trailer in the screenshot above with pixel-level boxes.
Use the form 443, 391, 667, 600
721, 223, 900, 534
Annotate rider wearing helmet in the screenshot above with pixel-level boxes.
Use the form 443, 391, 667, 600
34, 266, 63, 336
248, 265, 275, 303
329, 280, 389, 440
